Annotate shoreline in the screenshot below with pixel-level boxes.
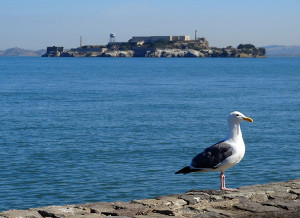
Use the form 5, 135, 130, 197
42, 40, 266, 58
1, 179, 299, 217
42, 48, 266, 58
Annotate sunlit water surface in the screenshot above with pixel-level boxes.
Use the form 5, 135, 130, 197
0, 57, 299, 211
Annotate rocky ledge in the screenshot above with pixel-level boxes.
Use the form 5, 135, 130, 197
1, 179, 300, 218
43, 42, 266, 58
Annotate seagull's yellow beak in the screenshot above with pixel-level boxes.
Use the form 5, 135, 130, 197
243, 117, 253, 122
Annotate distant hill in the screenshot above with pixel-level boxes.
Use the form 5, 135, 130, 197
0, 47, 46, 56
264, 45, 300, 57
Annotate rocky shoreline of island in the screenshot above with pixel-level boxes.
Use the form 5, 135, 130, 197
42, 35, 266, 58
1, 179, 299, 217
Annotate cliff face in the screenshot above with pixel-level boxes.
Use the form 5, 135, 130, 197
145, 49, 205, 57
48, 48, 265, 58
42, 40, 266, 58
1, 179, 299, 217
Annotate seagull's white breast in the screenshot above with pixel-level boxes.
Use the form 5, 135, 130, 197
216, 138, 245, 172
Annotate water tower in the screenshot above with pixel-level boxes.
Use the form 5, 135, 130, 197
109, 33, 116, 43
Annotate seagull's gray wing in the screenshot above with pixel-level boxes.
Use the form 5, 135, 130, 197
190, 140, 233, 170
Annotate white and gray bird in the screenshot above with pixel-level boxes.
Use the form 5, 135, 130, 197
175, 111, 253, 191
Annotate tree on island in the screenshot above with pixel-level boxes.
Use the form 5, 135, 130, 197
258, 47, 266, 56
237, 44, 265, 56
237, 44, 256, 50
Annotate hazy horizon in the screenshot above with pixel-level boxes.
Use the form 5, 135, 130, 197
1, 0, 300, 50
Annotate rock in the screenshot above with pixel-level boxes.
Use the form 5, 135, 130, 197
102, 51, 118, 57
263, 199, 300, 211
184, 50, 200, 57
234, 199, 281, 213
145, 49, 201, 58
101, 50, 134, 57
1, 179, 300, 217
118, 51, 134, 57
0, 209, 42, 218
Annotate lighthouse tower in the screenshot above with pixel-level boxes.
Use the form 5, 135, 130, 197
195, 30, 198, 41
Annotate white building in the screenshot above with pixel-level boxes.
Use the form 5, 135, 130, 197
130, 35, 190, 43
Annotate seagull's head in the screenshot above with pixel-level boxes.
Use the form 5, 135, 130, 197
228, 111, 253, 124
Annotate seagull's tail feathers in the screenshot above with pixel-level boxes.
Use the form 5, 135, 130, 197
175, 166, 197, 175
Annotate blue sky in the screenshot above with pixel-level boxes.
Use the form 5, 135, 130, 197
0, 0, 299, 50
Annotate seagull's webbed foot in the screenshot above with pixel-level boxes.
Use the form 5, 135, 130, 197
220, 172, 238, 191
220, 187, 238, 191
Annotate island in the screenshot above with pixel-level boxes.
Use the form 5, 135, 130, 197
42, 34, 266, 58
1, 179, 299, 217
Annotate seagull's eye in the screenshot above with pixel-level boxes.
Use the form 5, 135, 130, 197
236, 114, 239, 116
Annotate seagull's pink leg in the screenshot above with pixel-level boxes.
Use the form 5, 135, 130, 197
220, 172, 224, 190
220, 172, 237, 191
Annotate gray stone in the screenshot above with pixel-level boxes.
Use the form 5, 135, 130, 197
290, 188, 300, 196
78, 202, 150, 217
245, 192, 268, 203
267, 190, 298, 200
192, 211, 227, 218
177, 207, 201, 217
234, 200, 281, 213
0, 209, 42, 218
1, 179, 300, 218
205, 208, 237, 217
32, 205, 99, 217
178, 194, 207, 205
263, 199, 300, 211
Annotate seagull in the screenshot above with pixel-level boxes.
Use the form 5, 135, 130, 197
175, 111, 253, 191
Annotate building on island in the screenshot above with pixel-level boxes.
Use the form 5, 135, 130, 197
43, 46, 64, 57
47, 46, 64, 53
71, 45, 107, 52
130, 35, 190, 43
109, 33, 116, 43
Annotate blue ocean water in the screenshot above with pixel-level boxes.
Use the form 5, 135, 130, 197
0, 57, 299, 211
